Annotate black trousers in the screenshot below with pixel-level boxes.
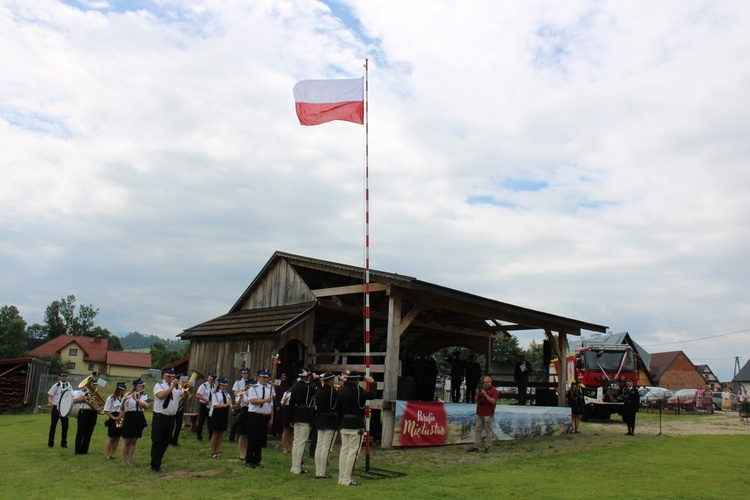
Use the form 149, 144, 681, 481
197, 404, 212, 439
245, 412, 270, 465
518, 381, 529, 405
150, 413, 175, 471
75, 410, 98, 454
171, 410, 184, 444
48, 405, 69, 447
623, 407, 637, 433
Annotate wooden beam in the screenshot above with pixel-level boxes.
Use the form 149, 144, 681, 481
312, 283, 388, 298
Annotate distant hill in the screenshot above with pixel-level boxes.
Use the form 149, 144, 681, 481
119, 331, 185, 351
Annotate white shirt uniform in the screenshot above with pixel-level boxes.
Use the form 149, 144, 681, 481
123, 393, 146, 412
74, 389, 93, 411
248, 382, 273, 415
197, 381, 214, 406
104, 395, 123, 413
153, 380, 184, 416
233, 377, 253, 407
48, 381, 71, 406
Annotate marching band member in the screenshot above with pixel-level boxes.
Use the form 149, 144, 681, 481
47, 371, 71, 449
103, 382, 126, 460
337, 371, 376, 486
314, 372, 338, 479
289, 368, 318, 474
150, 368, 184, 473
232, 368, 253, 458
196, 373, 215, 441
120, 379, 148, 465
245, 369, 273, 468
209, 378, 231, 458
73, 383, 98, 455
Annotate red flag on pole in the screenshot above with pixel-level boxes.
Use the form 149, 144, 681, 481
293, 78, 364, 126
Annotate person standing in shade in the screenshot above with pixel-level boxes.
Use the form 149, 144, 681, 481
448, 352, 465, 403
72, 383, 98, 455
289, 368, 317, 474
464, 354, 481, 404
620, 379, 639, 435
514, 355, 533, 405
210, 378, 231, 458
245, 370, 273, 468
314, 372, 338, 479
120, 379, 148, 465
567, 381, 585, 434
47, 372, 71, 449
272, 373, 290, 438
103, 382, 126, 460
196, 373, 215, 441
337, 371, 377, 486
467, 376, 499, 453
150, 368, 184, 473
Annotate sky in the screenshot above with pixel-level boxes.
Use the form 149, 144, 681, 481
2, 0, 749, 383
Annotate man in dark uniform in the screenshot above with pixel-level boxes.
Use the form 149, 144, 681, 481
150, 368, 184, 473
314, 372, 338, 479
514, 355, 533, 405
245, 370, 273, 468
289, 368, 317, 474
464, 354, 481, 404
337, 371, 377, 486
620, 379, 640, 435
448, 352, 465, 403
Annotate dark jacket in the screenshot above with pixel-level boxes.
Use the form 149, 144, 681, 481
289, 380, 316, 424
315, 384, 339, 431
337, 381, 377, 430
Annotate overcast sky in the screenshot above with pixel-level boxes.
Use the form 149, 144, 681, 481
2, 0, 749, 382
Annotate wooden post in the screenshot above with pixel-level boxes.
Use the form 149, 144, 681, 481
381, 295, 402, 449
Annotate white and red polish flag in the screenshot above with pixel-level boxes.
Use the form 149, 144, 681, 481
293, 78, 364, 126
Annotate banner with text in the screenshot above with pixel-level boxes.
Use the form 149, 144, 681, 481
394, 401, 572, 447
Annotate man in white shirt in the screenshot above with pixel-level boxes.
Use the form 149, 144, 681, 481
245, 369, 274, 468
195, 373, 215, 441
150, 368, 184, 473
72, 386, 98, 454
47, 372, 71, 448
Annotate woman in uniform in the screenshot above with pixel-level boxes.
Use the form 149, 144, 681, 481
103, 382, 126, 460
120, 379, 148, 465
210, 378, 231, 458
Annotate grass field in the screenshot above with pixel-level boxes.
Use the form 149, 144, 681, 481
1, 410, 749, 499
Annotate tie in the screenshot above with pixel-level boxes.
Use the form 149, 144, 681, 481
222, 392, 226, 404
261, 387, 265, 407
162, 384, 172, 409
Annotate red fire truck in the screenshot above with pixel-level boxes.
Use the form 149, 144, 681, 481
550, 344, 638, 421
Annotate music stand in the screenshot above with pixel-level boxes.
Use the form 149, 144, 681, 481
654, 393, 670, 438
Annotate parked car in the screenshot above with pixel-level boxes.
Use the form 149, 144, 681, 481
667, 388, 697, 411
711, 392, 737, 411
639, 387, 674, 408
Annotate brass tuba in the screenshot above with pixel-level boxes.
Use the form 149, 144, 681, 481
78, 375, 106, 414
178, 369, 204, 412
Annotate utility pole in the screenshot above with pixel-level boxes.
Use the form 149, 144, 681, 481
734, 357, 742, 377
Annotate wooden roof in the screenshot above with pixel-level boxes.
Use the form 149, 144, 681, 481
181, 251, 607, 352
181, 302, 317, 339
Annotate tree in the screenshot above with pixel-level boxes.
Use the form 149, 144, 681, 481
43, 295, 101, 339
27, 323, 47, 339
491, 335, 523, 364
0, 305, 28, 359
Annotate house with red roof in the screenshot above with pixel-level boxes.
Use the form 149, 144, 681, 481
106, 351, 152, 378
30, 335, 151, 377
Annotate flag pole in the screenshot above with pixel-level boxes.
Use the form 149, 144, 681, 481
363, 58, 372, 472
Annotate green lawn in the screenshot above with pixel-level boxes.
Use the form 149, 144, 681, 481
1, 411, 748, 499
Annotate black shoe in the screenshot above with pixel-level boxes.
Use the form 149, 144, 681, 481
484, 448, 490, 453
171, 443, 179, 447
466, 447, 479, 452
151, 468, 162, 473
299, 470, 308, 474
349, 481, 361, 486
61, 444, 68, 448
246, 463, 256, 468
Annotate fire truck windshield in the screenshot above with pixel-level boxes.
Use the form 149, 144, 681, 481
584, 350, 636, 372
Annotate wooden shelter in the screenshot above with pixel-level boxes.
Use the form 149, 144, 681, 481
179, 251, 607, 447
